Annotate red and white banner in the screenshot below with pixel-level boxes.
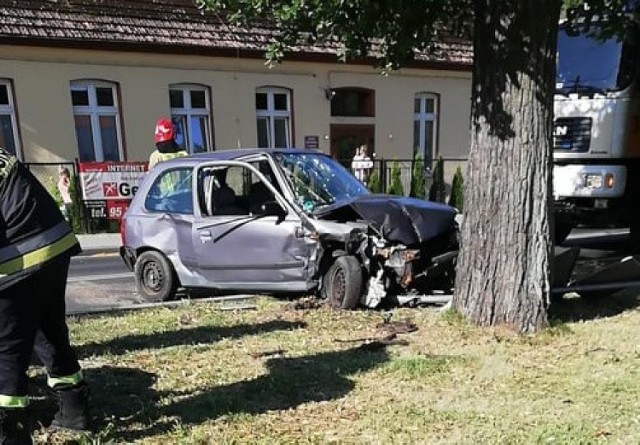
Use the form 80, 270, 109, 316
78, 161, 148, 201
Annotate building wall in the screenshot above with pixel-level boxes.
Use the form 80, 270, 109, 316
0, 45, 471, 163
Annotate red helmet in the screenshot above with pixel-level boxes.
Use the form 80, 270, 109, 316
154, 118, 174, 143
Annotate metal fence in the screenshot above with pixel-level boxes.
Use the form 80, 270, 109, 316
25, 157, 468, 233
339, 157, 468, 199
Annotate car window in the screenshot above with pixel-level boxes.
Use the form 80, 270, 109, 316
145, 167, 193, 214
198, 164, 276, 216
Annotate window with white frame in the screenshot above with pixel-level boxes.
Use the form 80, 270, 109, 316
70, 81, 123, 162
413, 93, 438, 165
0, 79, 21, 158
255, 87, 291, 148
169, 84, 213, 154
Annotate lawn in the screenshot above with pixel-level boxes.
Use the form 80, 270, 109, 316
29, 292, 640, 444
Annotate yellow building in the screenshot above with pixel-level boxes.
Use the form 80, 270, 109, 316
0, 0, 472, 167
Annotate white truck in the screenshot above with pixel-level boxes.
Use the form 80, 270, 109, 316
553, 21, 640, 243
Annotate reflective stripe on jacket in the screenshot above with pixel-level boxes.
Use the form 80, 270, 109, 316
148, 150, 188, 169
0, 220, 79, 285
0, 147, 81, 290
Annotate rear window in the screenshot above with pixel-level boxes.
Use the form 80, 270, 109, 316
144, 167, 194, 214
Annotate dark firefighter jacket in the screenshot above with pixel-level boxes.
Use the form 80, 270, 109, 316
0, 148, 81, 291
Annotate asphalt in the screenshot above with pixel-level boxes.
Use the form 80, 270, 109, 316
76, 233, 121, 253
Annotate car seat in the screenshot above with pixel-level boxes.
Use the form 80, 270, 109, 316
249, 181, 272, 214
213, 185, 246, 215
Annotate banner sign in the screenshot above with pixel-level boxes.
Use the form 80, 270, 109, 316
78, 162, 148, 220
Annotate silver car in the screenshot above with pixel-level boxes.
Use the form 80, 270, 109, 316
120, 148, 459, 308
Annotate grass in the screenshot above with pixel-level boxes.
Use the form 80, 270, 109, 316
27, 293, 640, 444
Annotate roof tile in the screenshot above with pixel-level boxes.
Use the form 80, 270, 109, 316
0, 0, 472, 67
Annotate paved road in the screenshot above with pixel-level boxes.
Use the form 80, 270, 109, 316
66, 252, 140, 314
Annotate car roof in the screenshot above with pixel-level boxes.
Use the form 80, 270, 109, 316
156, 147, 327, 168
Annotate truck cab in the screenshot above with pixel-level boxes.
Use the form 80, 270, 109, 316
553, 22, 640, 242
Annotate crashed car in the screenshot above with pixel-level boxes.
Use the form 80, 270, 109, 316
120, 148, 459, 308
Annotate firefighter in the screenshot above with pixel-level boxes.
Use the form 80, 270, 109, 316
0, 147, 89, 444
148, 117, 188, 169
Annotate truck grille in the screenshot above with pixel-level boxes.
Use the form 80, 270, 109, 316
553, 117, 592, 152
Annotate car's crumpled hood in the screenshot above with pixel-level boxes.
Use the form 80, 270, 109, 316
314, 194, 457, 246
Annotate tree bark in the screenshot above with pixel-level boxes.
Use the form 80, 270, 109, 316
453, 0, 561, 333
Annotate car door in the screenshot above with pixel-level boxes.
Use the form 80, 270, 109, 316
191, 160, 316, 292
140, 164, 198, 270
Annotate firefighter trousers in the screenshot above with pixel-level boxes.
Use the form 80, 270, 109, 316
0, 254, 82, 406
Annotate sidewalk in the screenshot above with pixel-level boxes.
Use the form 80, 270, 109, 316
76, 233, 121, 253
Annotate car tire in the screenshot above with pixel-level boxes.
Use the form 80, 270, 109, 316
134, 250, 179, 302
323, 255, 363, 309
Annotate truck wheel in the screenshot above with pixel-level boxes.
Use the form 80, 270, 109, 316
134, 250, 179, 302
323, 255, 363, 309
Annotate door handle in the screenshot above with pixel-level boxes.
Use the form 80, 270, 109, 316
199, 230, 212, 242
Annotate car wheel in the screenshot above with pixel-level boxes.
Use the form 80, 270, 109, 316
323, 255, 363, 309
134, 250, 179, 302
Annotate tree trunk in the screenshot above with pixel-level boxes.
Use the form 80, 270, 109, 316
453, 0, 561, 333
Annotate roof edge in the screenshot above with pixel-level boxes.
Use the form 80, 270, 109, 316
0, 37, 472, 72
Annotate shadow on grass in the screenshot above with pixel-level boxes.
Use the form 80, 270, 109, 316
549, 289, 640, 323
111, 345, 390, 441
29, 366, 159, 441
75, 319, 307, 358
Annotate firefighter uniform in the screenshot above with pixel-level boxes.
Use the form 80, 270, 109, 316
148, 117, 188, 170
0, 147, 89, 443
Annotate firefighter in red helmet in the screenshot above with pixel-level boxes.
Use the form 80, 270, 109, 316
0, 147, 90, 444
148, 117, 188, 169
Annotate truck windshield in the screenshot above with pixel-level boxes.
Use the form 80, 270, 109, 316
556, 26, 628, 92
275, 152, 369, 212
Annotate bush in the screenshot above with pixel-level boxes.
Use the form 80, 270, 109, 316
387, 160, 404, 196
410, 153, 426, 199
428, 156, 446, 203
45, 172, 84, 234
368, 169, 382, 193
448, 165, 464, 211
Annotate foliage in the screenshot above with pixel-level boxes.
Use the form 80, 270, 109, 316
410, 153, 425, 199
387, 160, 404, 196
67, 175, 84, 234
562, 0, 634, 40
367, 168, 382, 193
428, 156, 446, 203
196, 0, 473, 71
45, 173, 83, 234
448, 165, 464, 211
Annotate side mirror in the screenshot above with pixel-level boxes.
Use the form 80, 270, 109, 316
260, 200, 287, 222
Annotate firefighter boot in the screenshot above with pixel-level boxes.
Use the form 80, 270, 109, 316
0, 408, 32, 445
50, 382, 90, 431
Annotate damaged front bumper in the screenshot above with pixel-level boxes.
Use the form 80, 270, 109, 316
360, 236, 458, 308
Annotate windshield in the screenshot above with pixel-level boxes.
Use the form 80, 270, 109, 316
556, 26, 628, 92
275, 152, 369, 212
